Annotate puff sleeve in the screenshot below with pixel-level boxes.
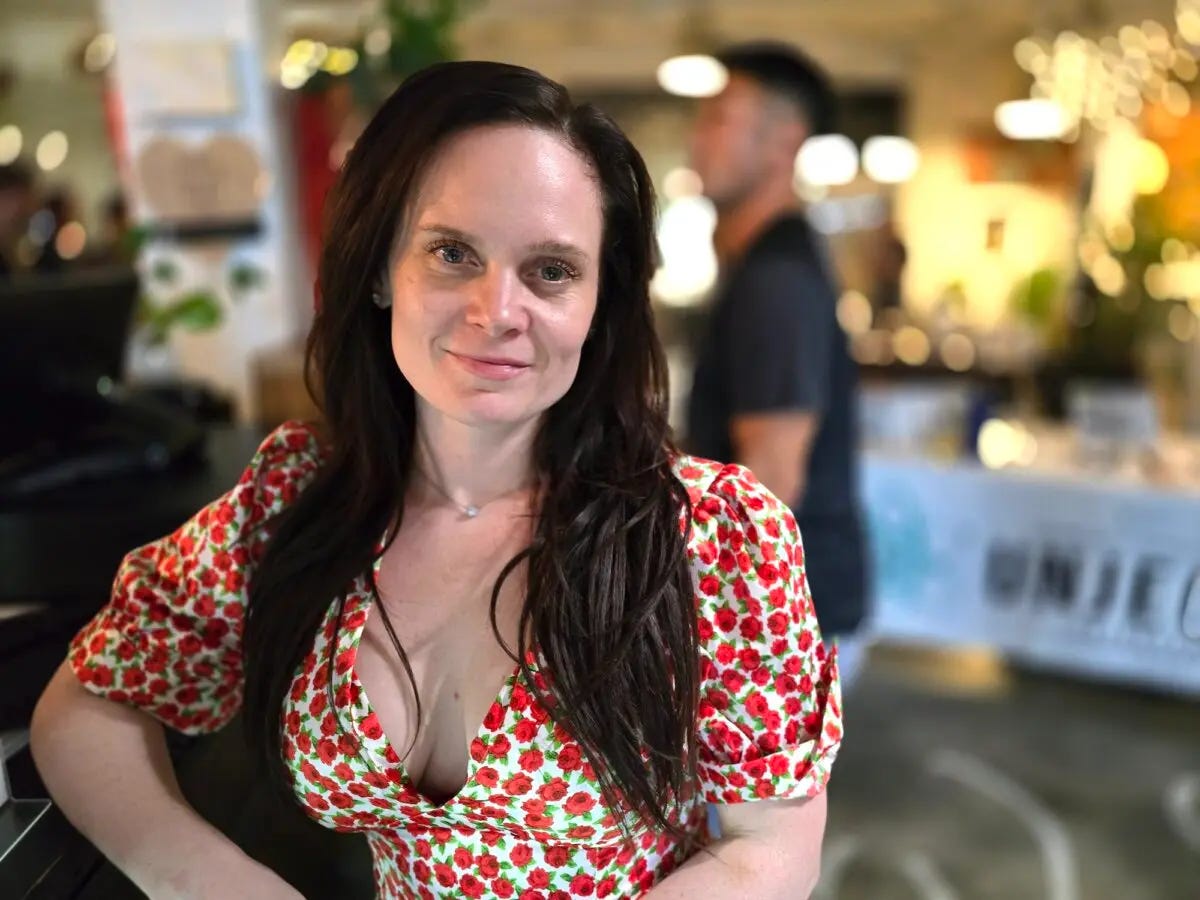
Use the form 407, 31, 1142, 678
67, 422, 322, 735
682, 460, 843, 803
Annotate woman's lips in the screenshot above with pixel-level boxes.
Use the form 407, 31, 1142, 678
447, 351, 532, 381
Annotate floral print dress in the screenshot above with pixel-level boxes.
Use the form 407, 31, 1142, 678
69, 422, 842, 899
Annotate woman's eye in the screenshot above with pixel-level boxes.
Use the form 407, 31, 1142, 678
437, 245, 466, 265
540, 264, 567, 282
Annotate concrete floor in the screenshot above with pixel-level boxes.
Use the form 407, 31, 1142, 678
819, 645, 1200, 900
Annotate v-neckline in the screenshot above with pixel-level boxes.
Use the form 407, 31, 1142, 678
338, 550, 531, 811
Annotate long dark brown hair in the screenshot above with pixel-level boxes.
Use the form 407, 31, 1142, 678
243, 61, 698, 837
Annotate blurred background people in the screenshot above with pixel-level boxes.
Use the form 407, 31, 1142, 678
686, 42, 869, 677
0, 160, 35, 278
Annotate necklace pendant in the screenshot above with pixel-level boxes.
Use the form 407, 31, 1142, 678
464, 505, 480, 519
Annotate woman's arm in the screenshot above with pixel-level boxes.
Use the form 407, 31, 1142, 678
642, 792, 827, 900
31, 662, 302, 900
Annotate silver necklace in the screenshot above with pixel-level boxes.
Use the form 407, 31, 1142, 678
415, 468, 482, 518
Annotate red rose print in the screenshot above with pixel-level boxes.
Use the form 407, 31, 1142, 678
122, 668, 147, 689
490, 734, 512, 758
483, 701, 505, 730
538, 778, 568, 801
754, 779, 775, 799
566, 825, 594, 841
511, 843, 533, 866
196, 589, 221, 621
564, 791, 596, 815
305, 792, 329, 812
697, 616, 714, 640
699, 574, 720, 596
477, 853, 500, 878
504, 774, 533, 796
329, 792, 353, 809
510, 683, 530, 710
704, 687, 730, 711
714, 607, 737, 632
454, 847, 473, 868
519, 891, 545, 900
308, 691, 327, 719
545, 845, 570, 867
492, 878, 515, 898
597, 876, 618, 897
337, 732, 359, 756
569, 875, 596, 896
514, 718, 537, 742
738, 647, 761, 670
529, 868, 550, 888
312, 666, 330, 691
92, 665, 114, 688
557, 744, 582, 772
721, 669, 745, 693
361, 713, 384, 740
333, 762, 355, 781
480, 829, 502, 847
739, 615, 763, 640
476, 765, 499, 788
715, 643, 735, 665
746, 692, 769, 719
413, 859, 431, 882
317, 739, 339, 765
518, 749, 544, 772
433, 863, 456, 888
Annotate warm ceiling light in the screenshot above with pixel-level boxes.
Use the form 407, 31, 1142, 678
862, 136, 920, 183
1135, 139, 1170, 194
657, 54, 728, 98
795, 134, 859, 186
994, 99, 1069, 140
36, 131, 69, 171
0, 125, 21, 165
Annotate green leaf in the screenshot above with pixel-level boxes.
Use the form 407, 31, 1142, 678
151, 258, 180, 284
167, 292, 223, 332
229, 263, 265, 296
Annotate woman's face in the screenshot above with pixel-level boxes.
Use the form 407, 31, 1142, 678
387, 125, 604, 430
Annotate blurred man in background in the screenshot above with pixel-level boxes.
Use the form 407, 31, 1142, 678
686, 42, 869, 679
0, 161, 35, 279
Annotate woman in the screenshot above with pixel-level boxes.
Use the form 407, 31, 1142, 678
31, 62, 840, 899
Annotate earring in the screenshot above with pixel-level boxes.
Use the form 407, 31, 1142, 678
372, 288, 392, 309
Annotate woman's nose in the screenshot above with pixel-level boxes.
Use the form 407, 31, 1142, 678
466, 268, 528, 334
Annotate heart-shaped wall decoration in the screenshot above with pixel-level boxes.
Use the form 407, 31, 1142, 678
135, 134, 265, 223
